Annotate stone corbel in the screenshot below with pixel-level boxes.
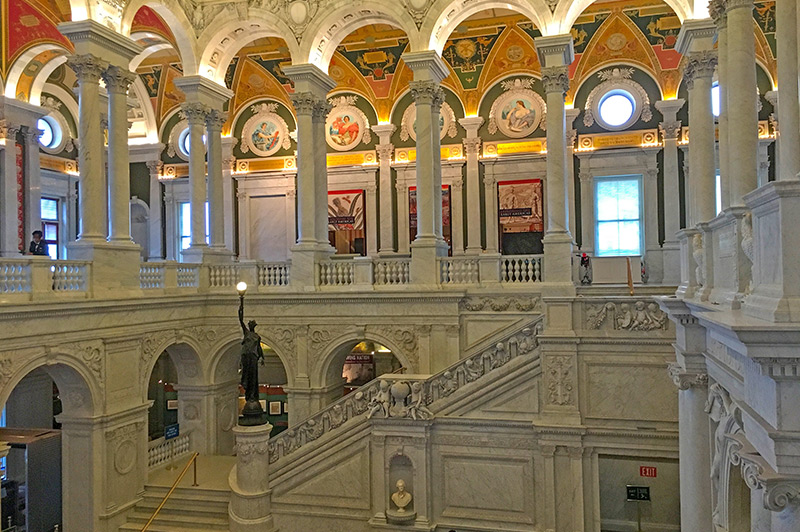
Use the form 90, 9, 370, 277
667, 363, 708, 390
732, 441, 800, 512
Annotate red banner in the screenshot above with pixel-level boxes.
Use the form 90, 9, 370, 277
16, 143, 24, 251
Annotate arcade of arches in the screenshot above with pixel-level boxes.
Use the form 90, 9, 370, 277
1, 0, 800, 530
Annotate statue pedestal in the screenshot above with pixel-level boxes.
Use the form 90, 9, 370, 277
385, 509, 416, 525
229, 423, 278, 532
239, 400, 268, 426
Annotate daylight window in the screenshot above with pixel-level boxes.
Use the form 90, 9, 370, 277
711, 83, 720, 117
178, 127, 206, 157
37, 117, 61, 150
598, 90, 636, 128
595, 176, 643, 257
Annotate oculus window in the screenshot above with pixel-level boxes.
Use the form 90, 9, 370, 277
177, 128, 206, 158
37, 117, 61, 150
595, 176, 643, 257
598, 90, 635, 128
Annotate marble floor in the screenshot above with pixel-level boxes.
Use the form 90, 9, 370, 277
147, 454, 236, 491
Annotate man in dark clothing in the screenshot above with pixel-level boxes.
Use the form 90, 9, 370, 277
28, 231, 48, 256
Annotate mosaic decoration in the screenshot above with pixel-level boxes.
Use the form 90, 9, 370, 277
326, 95, 371, 151
488, 78, 546, 138
240, 102, 292, 157
754, 2, 776, 57
442, 31, 502, 90
400, 102, 457, 142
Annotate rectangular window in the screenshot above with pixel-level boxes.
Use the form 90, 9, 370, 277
41, 197, 59, 259
179, 202, 209, 253
715, 173, 722, 215
594, 176, 643, 257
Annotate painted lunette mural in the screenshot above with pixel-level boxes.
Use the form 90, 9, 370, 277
2, 0, 778, 163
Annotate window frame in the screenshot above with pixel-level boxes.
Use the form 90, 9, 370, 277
593, 174, 644, 257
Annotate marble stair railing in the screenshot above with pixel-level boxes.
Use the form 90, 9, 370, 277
267, 315, 543, 464
0, 258, 90, 302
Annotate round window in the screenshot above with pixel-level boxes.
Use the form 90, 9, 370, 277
598, 90, 635, 128
178, 127, 206, 157
37, 117, 61, 150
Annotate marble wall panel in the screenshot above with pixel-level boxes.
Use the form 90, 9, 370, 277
584, 362, 677, 422
250, 195, 288, 262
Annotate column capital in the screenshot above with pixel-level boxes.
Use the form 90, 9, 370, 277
376, 143, 394, 161
534, 34, 575, 68
483, 175, 496, 187
655, 98, 686, 120
451, 179, 463, 192
683, 51, 718, 90
401, 51, 449, 83
463, 137, 482, 156
409, 80, 445, 108
146, 160, 163, 175
289, 91, 330, 118
659, 120, 682, 141
458, 116, 484, 137
101, 65, 136, 94
23, 128, 43, 144
541, 66, 570, 95
667, 362, 708, 390
180, 102, 211, 125
567, 128, 578, 147
205, 109, 228, 133
726, 0, 754, 12
66, 53, 108, 82
371, 123, 396, 144
282, 63, 336, 96
709, 0, 728, 26
174, 75, 233, 110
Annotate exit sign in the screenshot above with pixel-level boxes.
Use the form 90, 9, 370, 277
640, 466, 657, 478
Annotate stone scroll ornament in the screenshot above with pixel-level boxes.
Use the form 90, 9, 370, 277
325, 95, 371, 151
400, 100, 458, 142
488, 78, 547, 138
240, 102, 292, 157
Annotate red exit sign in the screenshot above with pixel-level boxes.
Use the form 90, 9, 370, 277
640, 466, 657, 478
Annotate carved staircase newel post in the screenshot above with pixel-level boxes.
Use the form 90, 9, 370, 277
229, 423, 278, 532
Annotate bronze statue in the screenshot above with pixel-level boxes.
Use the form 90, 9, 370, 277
238, 285, 267, 425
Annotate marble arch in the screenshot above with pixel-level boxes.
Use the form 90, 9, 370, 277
120, 0, 199, 76
4, 44, 70, 102
556, 0, 691, 35
313, 331, 415, 389
207, 330, 296, 387
197, 15, 301, 84
301, 2, 420, 72
141, 341, 205, 402
423, 0, 547, 55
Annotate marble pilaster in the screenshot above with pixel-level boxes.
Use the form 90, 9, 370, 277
21, 127, 43, 245
776, 0, 800, 181
710, 1, 731, 210
577, 164, 593, 254
365, 183, 378, 256
146, 160, 163, 260
205, 110, 231, 258
181, 101, 210, 251
372, 124, 396, 255
458, 116, 484, 254
656, 99, 685, 284
566, 108, 580, 240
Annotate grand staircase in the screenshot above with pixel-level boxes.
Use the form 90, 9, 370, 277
118, 483, 230, 532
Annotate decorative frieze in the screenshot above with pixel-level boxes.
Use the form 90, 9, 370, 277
459, 296, 542, 313
545, 355, 574, 406
585, 301, 668, 331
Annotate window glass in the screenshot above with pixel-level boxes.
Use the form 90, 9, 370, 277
41, 198, 58, 221
37, 117, 61, 149
712, 83, 720, 117
716, 173, 722, 215
595, 177, 642, 257
179, 202, 210, 253
598, 91, 635, 127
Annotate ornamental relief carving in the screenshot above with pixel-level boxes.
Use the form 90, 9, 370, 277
50, 340, 105, 388
585, 301, 668, 331
545, 355, 574, 406
459, 296, 542, 313
141, 330, 176, 367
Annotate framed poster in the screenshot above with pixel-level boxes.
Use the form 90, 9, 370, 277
342, 354, 375, 387
268, 401, 282, 415
498, 179, 544, 254
409, 185, 452, 252
328, 189, 366, 255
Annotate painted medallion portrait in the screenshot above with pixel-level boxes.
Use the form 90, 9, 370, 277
250, 120, 282, 154
488, 78, 546, 139
240, 102, 292, 157
325, 95, 372, 152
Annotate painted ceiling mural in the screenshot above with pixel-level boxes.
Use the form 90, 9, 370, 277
0, 0, 778, 158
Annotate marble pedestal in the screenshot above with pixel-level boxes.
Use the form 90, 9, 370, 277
229, 423, 278, 532
290, 245, 333, 290
410, 237, 448, 285
743, 181, 800, 322
67, 240, 143, 296
181, 245, 235, 264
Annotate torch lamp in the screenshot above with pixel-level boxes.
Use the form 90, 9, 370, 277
236, 281, 247, 299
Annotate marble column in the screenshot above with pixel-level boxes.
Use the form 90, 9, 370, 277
776, 0, 800, 181
450, 178, 464, 254
578, 165, 593, 254
146, 160, 163, 260
566, 108, 580, 239
372, 124, 396, 255
459, 116, 484, 254
643, 157, 662, 282
312, 101, 331, 248
222, 137, 237, 252
103, 66, 137, 243
535, 35, 574, 284
22, 127, 43, 244
181, 102, 210, 251
403, 51, 450, 284
236, 188, 250, 259
67, 54, 108, 242
657, 100, 685, 284
288, 95, 318, 247
726, 0, 759, 203
710, 1, 731, 209
483, 171, 499, 252
164, 185, 177, 261
396, 181, 411, 254
365, 182, 378, 255
205, 110, 227, 249
0, 121, 21, 256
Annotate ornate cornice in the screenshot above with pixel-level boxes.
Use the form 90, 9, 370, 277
667, 362, 708, 390
541, 66, 570, 95
683, 51, 718, 90
67, 54, 108, 83
101, 66, 136, 94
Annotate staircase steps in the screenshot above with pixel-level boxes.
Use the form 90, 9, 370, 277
118, 484, 229, 532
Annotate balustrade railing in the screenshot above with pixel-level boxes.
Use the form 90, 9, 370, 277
148, 431, 192, 470
501, 255, 543, 283
259, 262, 291, 287
439, 257, 480, 284
209, 264, 238, 288
52, 261, 88, 292
373, 258, 411, 285
267, 316, 543, 463
140, 264, 165, 289
0, 261, 31, 295
177, 264, 200, 288
317, 260, 354, 286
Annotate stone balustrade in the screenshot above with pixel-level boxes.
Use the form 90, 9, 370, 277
147, 430, 192, 470
0, 258, 90, 302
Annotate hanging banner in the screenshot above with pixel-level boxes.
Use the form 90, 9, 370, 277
16, 142, 24, 251
328, 189, 366, 255
497, 179, 543, 233
408, 186, 451, 229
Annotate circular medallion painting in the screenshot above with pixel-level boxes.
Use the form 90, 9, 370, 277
489, 88, 545, 138
326, 108, 366, 151
400, 102, 457, 142
241, 102, 292, 157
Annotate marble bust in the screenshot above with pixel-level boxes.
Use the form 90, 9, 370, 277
391, 479, 412, 512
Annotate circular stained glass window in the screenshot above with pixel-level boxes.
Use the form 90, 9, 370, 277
598, 90, 635, 128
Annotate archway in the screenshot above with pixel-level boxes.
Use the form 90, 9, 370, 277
0, 361, 97, 532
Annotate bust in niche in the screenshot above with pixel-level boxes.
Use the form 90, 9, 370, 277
391, 479, 413, 512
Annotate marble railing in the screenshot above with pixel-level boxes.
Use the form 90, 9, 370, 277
0, 260, 30, 295
267, 316, 543, 464
501, 255, 543, 283
140, 263, 165, 289
52, 261, 89, 292
147, 431, 192, 470
373, 257, 411, 285
0, 259, 90, 301
439, 257, 480, 284
317, 259, 354, 286
258, 262, 291, 287
209, 264, 239, 288
177, 264, 200, 288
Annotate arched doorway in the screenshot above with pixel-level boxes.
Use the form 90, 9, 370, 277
1, 362, 96, 532
146, 351, 179, 441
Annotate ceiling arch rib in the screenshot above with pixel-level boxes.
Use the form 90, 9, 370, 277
556, 0, 691, 34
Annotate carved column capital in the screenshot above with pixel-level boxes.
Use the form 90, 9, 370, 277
667, 363, 708, 390
180, 102, 211, 125
376, 143, 394, 161
541, 66, 570, 95
683, 51, 718, 90
409, 80, 444, 109
23, 128, 43, 144
567, 128, 578, 147
463, 137, 482, 156
709, 0, 728, 27
205, 109, 227, 133
146, 160, 163, 176
659, 120, 682, 141
66, 54, 108, 83
312, 100, 332, 123
101, 66, 136, 94
450, 179, 463, 192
